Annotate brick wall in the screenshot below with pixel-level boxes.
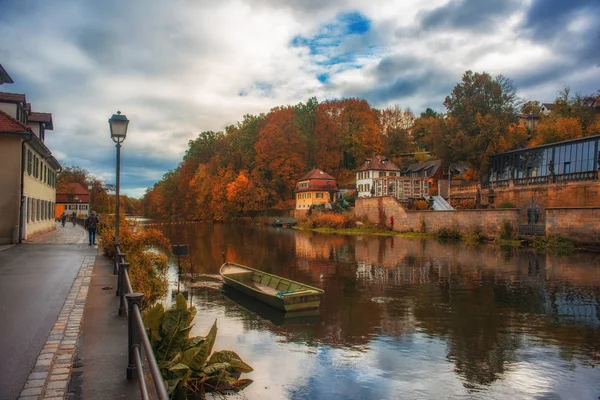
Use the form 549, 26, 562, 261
546, 207, 600, 245
490, 180, 600, 208
355, 197, 519, 239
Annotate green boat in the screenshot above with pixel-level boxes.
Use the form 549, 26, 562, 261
219, 262, 324, 312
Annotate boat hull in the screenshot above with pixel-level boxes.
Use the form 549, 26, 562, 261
220, 263, 323, 312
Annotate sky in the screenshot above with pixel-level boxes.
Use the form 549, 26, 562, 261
1, 0, 599, 198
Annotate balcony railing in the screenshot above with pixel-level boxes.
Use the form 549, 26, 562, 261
483, 170, 598, 189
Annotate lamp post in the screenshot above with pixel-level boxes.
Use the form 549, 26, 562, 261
87, 184, 92, 216
109, 111, 129, 247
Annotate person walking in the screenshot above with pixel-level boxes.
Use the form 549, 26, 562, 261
84, 211, 100, 246
71, 211, 77, 227
61, 211, 67, 227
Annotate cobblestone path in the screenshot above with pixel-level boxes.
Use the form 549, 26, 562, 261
29, 223, 88, 245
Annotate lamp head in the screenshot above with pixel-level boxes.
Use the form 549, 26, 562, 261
109, 111, 129, 143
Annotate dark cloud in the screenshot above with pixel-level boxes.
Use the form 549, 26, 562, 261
523, 0, 600, 41
419, 0, 518, 31
349, 55, 455, 106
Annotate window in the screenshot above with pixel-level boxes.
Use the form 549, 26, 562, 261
390, 172, 397, 176
564, 162, 571, 174
27, 150, 33, 175
316, 193, 323, 199
379, 171, 385, 177
26, 197, 31, 223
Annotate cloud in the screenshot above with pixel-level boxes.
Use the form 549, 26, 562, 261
419, 0, 518, 31
0, 0, 598, 197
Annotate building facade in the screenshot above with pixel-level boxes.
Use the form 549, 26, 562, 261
294, 169, 338, 211
0, 91, 60, 243
55, 183, 91, 218
356, 155, 401, 197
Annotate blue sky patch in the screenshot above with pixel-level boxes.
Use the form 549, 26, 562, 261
291, 10, 376, 73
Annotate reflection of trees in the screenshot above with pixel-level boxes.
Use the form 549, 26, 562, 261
156, 222, 600, 390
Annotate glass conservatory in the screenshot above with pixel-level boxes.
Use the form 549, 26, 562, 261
487, 134, 600, 186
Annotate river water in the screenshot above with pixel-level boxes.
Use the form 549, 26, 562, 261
150, 221, 600, 400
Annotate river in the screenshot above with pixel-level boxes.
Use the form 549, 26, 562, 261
148, 221, 600, 400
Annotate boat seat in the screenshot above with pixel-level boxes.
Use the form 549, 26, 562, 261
268, 278, 280, 289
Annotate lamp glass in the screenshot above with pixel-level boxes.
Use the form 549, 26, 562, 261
109, 112, 129, 140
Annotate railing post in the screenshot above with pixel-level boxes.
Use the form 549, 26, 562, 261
125, 292, 143, 380
118, 262, 130, 316
116, 258, 127, 297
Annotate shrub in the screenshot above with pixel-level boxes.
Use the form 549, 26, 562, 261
533, 235, 574, 255
436, 228, 461, 242
499, 219, 513, 240
462, 229, 483, 245
307, 213, 356, 229
418, 217, 426, 233
412, 200, 429, 210
497, 201, 516, 209
99, 216, 171, 307
450, 199, 476, 210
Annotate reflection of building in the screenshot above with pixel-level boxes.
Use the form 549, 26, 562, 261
55, 183, 91, 218
0, 88, 60, 243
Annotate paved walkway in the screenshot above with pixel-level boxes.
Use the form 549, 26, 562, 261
28, 223, 87, 245
0, 223, 139, 400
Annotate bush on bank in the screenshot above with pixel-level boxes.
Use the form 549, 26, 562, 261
99, 216, 171, 307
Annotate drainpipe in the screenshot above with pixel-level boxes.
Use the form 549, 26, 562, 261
18, 132, 33, 243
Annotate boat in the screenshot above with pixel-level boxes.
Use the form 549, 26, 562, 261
219, 262, 324, 312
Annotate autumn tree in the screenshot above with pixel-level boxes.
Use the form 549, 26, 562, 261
254, 107, 307, 203
529, 117, 584, 147
314, 100, 344, 176
520, 100, 541, 115
443, 71, 520, 171
226, 171, 253, 214
339, 98, 383, 171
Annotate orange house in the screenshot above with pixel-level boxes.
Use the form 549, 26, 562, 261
55, 182, 90, 219
294, 169, 338, 211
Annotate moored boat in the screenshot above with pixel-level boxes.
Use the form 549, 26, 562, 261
219, 262, 324, 312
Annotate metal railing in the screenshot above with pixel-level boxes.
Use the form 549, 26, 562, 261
114, 245, 169, 400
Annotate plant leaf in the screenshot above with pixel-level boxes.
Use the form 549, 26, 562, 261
143, 303, 164, 343
175, 292, 187, 311
230, 358, 254, 373
202, 362, 230, 375
208, 350, 253, 373
188, 320, 218, 371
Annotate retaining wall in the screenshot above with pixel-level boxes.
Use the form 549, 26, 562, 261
546, 207, 600, 245
355, 197, 519, 239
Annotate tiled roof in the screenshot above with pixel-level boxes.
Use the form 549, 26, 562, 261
298, 168, 335, 181
0, 108, 31, 133
56, 183, 90, 203
356, 154, 400, 172
0, 91, 26, 103
541, 103, 555, 110
403, 159, 442, 178
295, 168, 338, 192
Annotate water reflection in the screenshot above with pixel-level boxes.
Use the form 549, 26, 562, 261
152, 222, 600, 399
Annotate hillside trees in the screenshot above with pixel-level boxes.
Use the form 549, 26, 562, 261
443, 71, 520, 171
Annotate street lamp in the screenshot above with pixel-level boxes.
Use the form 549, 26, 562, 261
109, 111, 129, 247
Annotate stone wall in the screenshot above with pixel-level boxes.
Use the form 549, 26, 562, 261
546, 207, 600, 245
355, 197, 519, 239
355, 196, 600, 244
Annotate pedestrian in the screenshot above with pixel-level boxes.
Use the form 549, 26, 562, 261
61, 211, 67, 227
71, 211, 77, 227
84, 211, 100, 246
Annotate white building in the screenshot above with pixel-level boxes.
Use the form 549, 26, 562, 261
355, 155, 401, 197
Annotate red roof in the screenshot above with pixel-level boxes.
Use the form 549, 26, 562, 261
356, 154, 400, 172
56, 183, 90, 203
298, 168, 335, 181
0, 92, 26, 103
295, 168, 338, 193
0, 108, 32, 133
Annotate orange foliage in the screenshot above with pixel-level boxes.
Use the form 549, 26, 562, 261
463, 169, 479, 181
529, 117, 584, 147
308, 213, 355, 229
